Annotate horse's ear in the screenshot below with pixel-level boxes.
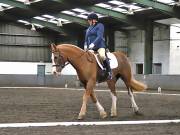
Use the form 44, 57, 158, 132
50, 43, 56, 52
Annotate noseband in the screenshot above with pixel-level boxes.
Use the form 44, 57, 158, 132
52, 52, 69, 69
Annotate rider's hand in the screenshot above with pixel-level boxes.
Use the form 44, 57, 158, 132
84, 45, 87, 51
89, 43, 95, 50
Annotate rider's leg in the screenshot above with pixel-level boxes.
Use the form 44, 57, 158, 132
97, 48, 106, 60
103, 58, 112, 79
98, 48, 112, 79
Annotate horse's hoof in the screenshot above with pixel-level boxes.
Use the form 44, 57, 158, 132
134, 111, 143, 116
78, 115, 85, 120
110, 112, 117, 117
100, 111, 107, 119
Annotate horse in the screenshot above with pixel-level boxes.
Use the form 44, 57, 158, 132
51, 44, 147, 120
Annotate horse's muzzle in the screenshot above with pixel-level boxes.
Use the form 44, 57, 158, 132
52, 71, 60, 76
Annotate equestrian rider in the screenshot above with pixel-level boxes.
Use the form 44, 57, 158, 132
84, 13, 112, 80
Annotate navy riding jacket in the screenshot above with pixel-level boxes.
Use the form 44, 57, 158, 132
84, 23, 106, 50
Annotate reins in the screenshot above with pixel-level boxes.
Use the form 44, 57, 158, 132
86, 50, 94, 63
52, 51, 69, 68
52, 49, 87, 69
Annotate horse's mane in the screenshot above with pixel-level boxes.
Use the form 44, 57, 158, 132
58, 44, 84, 52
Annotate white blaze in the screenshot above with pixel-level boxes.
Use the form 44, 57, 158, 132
51, 53, 56, 73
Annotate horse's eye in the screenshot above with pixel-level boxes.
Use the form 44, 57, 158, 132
54, 57, 57, 59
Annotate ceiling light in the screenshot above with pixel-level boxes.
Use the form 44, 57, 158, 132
18, 20, 30, 25
24, 0, 30, 5
0, 5, 4, 11
72, 8, 86, 13
43, 14, 55, 19
33, 23, 44, 28
57, 19, 63, 27
31, 24, 36, 31
127, 6, 134, 15
175, 0, 180, 6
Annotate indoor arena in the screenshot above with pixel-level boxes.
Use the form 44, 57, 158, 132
0, 0, 180, 135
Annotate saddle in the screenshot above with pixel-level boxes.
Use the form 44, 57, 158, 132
87, 50, 118, 83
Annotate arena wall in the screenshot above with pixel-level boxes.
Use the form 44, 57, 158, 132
0, 74, 180, 91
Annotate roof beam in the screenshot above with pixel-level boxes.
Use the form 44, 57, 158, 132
29, 19, 77, 35
44, 0, 88, 26
0, 12, 76, 35
0, 0, 86, 35
123, 0, 180, 19
53, 13, 87, 26
86, 6, 146, 29
48, 0, 110, 5
0, 0, 88, 26
0, 0, 28, 9
46, 0, 68, 3
0, 0, 43, 15
1, 0, 146, 30
49, 0, 146, 29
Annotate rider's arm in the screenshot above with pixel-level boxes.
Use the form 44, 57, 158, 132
92, 23, 104, 46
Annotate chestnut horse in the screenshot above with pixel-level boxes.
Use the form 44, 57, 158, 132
51, 44, 147, 120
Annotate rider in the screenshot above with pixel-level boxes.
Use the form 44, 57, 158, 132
84, 13, 112, 80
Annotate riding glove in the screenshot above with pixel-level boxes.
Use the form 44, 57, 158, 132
84, 45, 87, 51
89, 43, 95, 50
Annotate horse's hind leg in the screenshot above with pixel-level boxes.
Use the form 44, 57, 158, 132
125, 84, 139, 114
107, 80, 117, 117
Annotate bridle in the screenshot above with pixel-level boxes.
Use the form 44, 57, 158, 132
52, 49, 87, 69
52, 51, 69, 69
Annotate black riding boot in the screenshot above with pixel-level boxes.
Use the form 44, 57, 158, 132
103, 58, 112, 80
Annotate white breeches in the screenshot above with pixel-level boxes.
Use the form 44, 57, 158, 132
97, 48, 106, 60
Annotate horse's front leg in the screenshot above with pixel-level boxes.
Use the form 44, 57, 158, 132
90, 91, 107, 119
78, 79, 95, 120
78, 79, 107, 120
78, 90, 90, 120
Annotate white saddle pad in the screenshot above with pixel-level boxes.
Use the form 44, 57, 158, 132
107, 52, 118, 69
94, 52, 118, 70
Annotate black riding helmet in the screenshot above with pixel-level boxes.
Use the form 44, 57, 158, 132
87, 13, 98, 20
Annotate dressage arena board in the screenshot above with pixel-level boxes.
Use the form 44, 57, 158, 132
0, 119, 180, 128
0, 87, 180, 135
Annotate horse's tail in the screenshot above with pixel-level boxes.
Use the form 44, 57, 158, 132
130, 78, 147, 91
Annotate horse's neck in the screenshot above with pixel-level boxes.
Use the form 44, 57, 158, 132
62, 46, 84, 69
